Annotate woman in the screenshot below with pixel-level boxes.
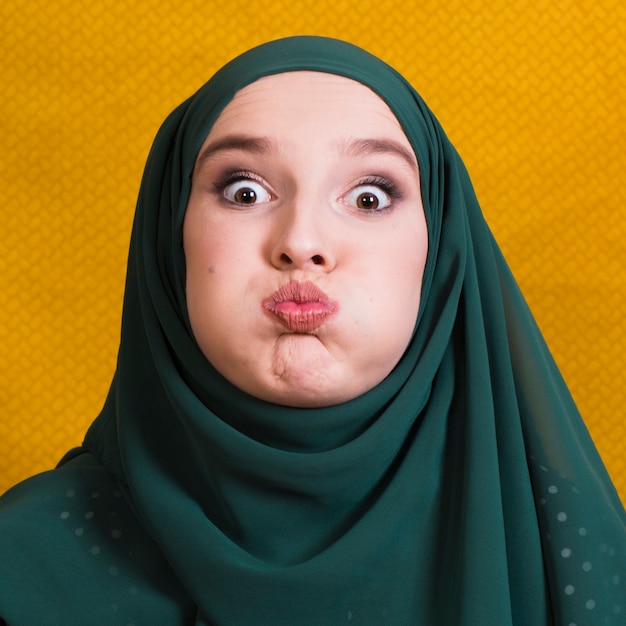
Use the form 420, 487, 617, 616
0, 36, 623, 625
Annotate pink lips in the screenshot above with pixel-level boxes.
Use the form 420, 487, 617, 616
262, 280, 338, 332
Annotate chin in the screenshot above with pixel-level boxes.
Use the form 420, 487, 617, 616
277, 394, 343, 409
287, 377, 382, 407
259, 382, 357, 408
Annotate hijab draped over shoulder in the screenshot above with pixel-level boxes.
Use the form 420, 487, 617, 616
1, 36, 624, 625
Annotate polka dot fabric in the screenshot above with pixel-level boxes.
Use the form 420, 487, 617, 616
531, 457, 624, 623
0, 455, 195, 624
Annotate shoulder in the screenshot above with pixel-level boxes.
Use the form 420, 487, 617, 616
0, 455, 194, 625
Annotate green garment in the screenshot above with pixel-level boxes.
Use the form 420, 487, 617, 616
1, 36, 624, 625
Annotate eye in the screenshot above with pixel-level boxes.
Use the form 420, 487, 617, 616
343, 183, 392, 212
222, 178, 272, 205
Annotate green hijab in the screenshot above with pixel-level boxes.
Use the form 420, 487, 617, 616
1, 36, 624, 625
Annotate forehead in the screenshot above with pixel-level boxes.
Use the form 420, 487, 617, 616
204, 71, 411, 147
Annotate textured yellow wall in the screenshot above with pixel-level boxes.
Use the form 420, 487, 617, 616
1, 0, 624, 502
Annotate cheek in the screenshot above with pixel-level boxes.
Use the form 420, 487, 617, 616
373, 224, 427, 340
183, 209, 224, 344
183, 212, 265, 356
377, 267, 422, 341
184, 231, 218, 318
183, 206, 245, 300
184, 217, 225, 273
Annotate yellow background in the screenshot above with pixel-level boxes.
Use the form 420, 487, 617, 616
1, 0, 624, 502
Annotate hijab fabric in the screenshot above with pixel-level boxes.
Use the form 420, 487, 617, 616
1, 36, 624, 625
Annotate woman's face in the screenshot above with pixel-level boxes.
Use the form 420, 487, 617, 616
184, 71, 428, 407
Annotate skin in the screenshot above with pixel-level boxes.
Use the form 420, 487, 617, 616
183, 71, 428, 407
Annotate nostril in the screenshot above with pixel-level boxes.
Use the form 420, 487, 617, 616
312, 255, 324, 265
280, 253, 293, 264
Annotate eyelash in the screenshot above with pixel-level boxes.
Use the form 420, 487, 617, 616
213, 170, 265, 186
213, 170, 266, 192
352, 175, 401, 214
212, 170, 402, 213
211, 170, 271, 207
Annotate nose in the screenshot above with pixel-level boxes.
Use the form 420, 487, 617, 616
269, 199, 336, 271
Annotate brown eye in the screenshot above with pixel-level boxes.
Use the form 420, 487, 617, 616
234, 187, 257, 204
344, 183, 392, 212
223, 179, 271, 206
356, 192, 379, 210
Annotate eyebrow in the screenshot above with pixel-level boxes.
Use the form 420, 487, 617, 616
194, 135, 278, 174
341, 138, 418, 172
193, 134, 418, 174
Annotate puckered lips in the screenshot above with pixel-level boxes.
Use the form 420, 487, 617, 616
262, 280, 338, 333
